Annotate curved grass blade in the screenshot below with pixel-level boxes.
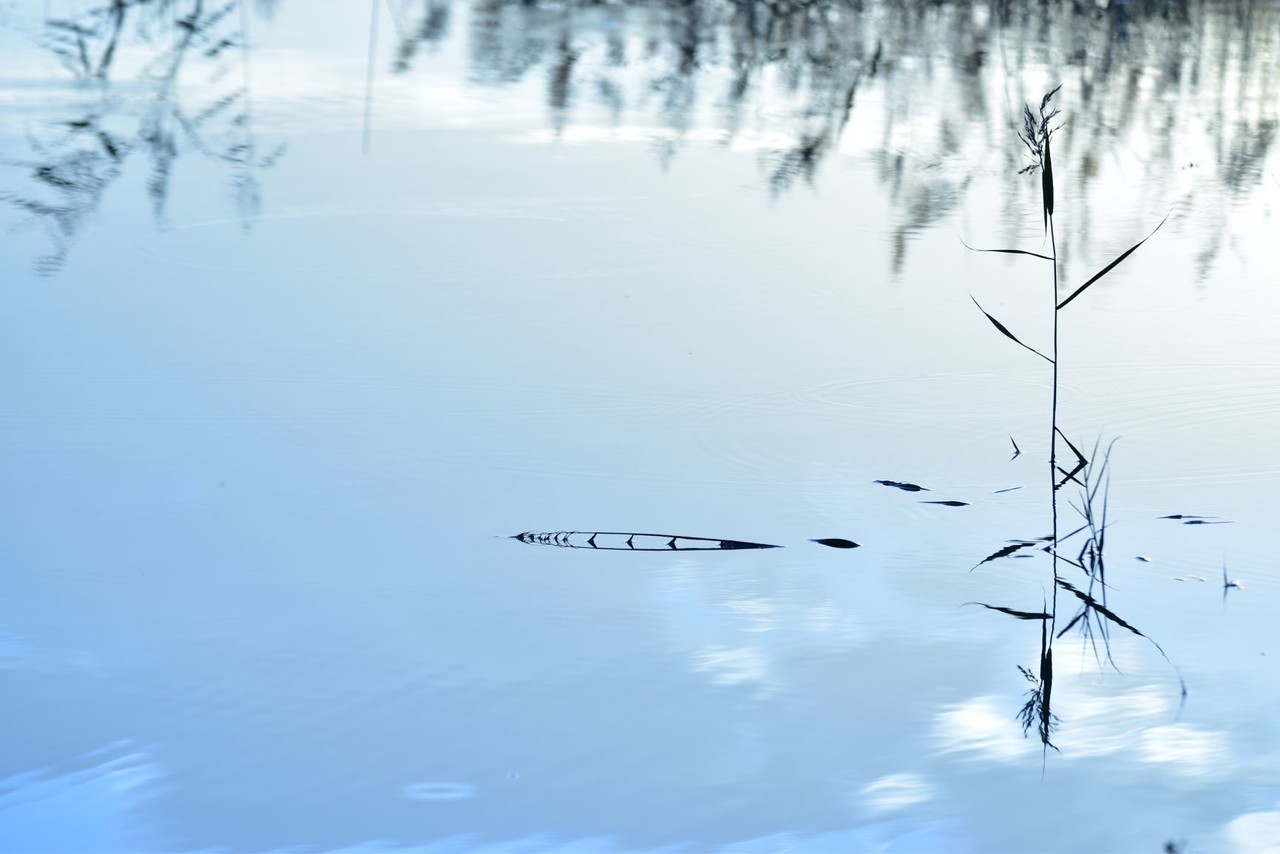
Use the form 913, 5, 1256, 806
1055, 428, 1088, 468
971, 295, 1052, 363
970, 540, 1038, 571
1055, 610, 1087, 638
1057, 579, 1169, 655
959, 237, 1053, 262
1056, 214, 1170, 310
1056, 577, 1187, 697
965, 602, 1051, 620
811, 538, 860, 549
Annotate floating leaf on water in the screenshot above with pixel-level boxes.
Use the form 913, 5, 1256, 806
875, 480, 929, 492
1158, 514, 1218, 520
1183, 519, 1233, 525
1135, 556, 1150, 563
920, 500, 969, 507
811, 538, 860, 549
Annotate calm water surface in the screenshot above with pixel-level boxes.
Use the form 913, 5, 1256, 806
2, 1, 1279, 851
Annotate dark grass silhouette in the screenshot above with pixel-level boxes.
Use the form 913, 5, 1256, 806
966, 87, 1184, 752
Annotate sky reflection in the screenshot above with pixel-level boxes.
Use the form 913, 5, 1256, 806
2, 2, 1279, 852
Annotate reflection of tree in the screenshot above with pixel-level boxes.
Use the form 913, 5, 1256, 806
2, 0, 283, 275
387, 0, 1278, 277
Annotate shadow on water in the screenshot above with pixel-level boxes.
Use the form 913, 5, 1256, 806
1, 0, 284, 275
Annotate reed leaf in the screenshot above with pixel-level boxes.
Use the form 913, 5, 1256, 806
1042, 135, 1054, 230
970, 295, 1053, 363
970, 541, 1037, 571
1056, 214, 1170, 310
1055, 610, 1087, 638
965, 602, 1051, 620
959, 238, 1053, 262
1056, 578, 1146, 639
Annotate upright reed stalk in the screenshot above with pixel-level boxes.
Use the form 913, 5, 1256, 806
966, 86, 1175, 749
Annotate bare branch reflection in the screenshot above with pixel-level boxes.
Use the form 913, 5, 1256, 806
386, 0, 1279, 277
3, 0, 284, 275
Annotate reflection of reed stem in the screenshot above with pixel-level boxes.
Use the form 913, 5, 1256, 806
1049, 210, 1060, 645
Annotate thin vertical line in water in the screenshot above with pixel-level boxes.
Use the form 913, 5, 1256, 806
363, 0, 379, 155
1049, 211, 1060, 630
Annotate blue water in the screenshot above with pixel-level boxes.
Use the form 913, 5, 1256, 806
2, 1, 1279, 851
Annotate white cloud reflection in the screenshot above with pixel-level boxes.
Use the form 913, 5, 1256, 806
935, 687, 1231, 777
1224, 809, 1280, 853
0, 741, 163, 852
859, 773, 934, 814
691, 645, 775, 695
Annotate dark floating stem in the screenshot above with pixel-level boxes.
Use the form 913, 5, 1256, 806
512, 531, 783, 551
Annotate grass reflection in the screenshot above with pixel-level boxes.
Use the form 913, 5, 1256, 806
2, 0, 283, 275
967, 87, 1188, 756
386, 0, 1279, 276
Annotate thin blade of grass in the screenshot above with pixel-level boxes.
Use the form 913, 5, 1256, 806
1057, 214, 1170, 310
1054, 428, 1088, 469
965, 602, 1051, 620
959, 237, 1053, 262
970, 541, 1038, 571
1055, 609, 1087, 638
971, 295, 1053, 363
1056, 578, 1148, 639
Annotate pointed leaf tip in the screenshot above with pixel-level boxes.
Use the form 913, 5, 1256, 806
1057, 214, 1170, 310
971, 295, 1053, 363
